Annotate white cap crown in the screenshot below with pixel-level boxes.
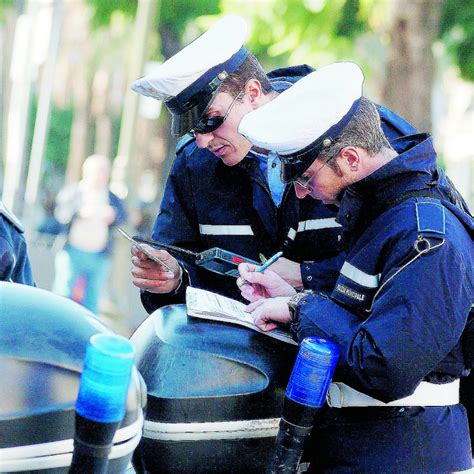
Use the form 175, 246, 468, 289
131, 15, 248, 101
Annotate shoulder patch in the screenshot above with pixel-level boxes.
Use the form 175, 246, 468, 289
176, 134, 195, 155
0, 202, 24, 233
415, 198, 445, 236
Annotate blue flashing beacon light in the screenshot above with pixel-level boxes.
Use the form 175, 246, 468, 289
286, 337, 339, 407
70, 334, 135, 473
267, 337, 339, 473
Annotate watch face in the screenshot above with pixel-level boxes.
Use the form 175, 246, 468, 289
290, 292, 304, 307
289, 290, 314, 313
288, 294, 302, 320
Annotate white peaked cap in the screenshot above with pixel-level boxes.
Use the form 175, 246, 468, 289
239, 62, 364, 155
131, 15, 249, 101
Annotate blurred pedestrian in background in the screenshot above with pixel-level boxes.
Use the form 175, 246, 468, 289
52, 154, 126, 314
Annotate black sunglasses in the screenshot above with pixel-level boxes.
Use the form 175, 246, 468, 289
191, 91, 243, 136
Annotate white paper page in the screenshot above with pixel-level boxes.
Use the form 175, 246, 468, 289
187, 287, 254, 323
186, 287, 298, 346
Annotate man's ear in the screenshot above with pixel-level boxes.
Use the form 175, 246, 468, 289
340, 146, 360, 172
245, 79, 263, 107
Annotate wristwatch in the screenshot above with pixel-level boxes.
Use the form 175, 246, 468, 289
287, 291, 311, 321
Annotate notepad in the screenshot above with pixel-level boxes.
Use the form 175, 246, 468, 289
186, 287, 297, 345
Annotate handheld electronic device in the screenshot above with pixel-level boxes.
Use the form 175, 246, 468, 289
116, 227, 260, 278
116, 227, 174, 271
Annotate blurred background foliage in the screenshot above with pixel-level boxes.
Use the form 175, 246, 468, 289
440, 0, 474, 81
0, 0, 473, 215
27, 96, 73, 179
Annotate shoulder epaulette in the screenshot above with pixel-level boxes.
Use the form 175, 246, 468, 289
175, 134, 195, 155
415, 198, 445, 237
0, 201, 24, 233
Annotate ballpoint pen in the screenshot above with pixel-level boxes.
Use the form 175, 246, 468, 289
255, 251, 283, 273
237, 251, 283, 288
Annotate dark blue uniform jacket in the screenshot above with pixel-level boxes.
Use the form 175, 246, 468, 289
0, 203, 34, 285
141, 66, 417, 313
294, 134, 473, 473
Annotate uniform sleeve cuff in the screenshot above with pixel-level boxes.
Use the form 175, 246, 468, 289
140, 268, 190, 314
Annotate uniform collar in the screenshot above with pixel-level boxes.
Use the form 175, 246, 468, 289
337, 133, 438, 230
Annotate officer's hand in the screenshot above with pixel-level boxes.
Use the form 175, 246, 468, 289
269, 257, 304, 289
237, 263, 296, 302
245, 296, 292, 331
131, 245, 183, 294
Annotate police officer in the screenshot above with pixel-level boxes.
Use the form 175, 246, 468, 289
129, 16, 417, 314
238, 62, 473, 472
0, 202, 34, 285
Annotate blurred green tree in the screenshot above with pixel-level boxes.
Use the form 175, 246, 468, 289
440, 0, 474, 82
221, 0, 474, 82
86, 0, 137, 29
84, 0, 221, 190
85, 0, 220, 59
221, 0, 473, 130
223, 0, 387, 72
0, 0, 13, 22
26, 97, 73, 189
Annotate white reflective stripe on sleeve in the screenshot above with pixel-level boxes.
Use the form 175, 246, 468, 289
340, 261, 380, 289
199, 224, 254, 236
143, 418, 280, 441
287, 228, 297, 240
297, 218, 342, 232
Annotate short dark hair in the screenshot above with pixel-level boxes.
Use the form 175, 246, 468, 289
319, 97, 392, 172
218, 52, 274, 97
